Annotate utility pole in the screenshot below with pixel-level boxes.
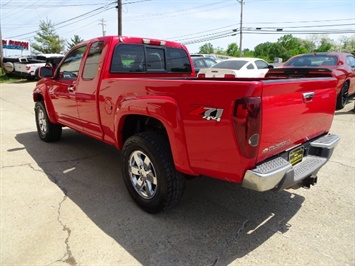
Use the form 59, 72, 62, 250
117, 0, 122, 35
237, 0, 244, 57
98, 18, 106, 36
0, 20, 4, 74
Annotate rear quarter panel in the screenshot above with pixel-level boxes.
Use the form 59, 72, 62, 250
99, 78, 263, 182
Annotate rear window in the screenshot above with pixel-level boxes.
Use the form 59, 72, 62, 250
110, 44, 191, 73
212, 60, 247, 70
285, 55, 338, 67
35, 56, 46, 61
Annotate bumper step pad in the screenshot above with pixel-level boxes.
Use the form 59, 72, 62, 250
242, 134, 340, 192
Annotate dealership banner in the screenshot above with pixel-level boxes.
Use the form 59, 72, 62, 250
2, 39, 30, 50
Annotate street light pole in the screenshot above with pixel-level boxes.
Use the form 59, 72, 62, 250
237, 0, 244, 57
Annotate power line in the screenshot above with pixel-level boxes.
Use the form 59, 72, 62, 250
166, 19, 354, 41
178, 25, 355, 46
2, 0, 354, 50
124, 1, 236, 21
6, 2, 116, 39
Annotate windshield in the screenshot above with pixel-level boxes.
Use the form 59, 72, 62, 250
211, 60, 248, 70
285, 55, 338, 67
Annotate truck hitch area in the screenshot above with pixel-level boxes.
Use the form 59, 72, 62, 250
300, 175, 318, 189
242, 134, 339, 192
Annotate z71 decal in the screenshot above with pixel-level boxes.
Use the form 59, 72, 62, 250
189, 106, 224, 122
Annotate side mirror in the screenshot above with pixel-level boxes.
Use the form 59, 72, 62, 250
268, 65, 274, 69
38, 66, 54, 78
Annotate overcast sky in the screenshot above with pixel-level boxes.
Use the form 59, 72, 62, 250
1, 0, 354, 56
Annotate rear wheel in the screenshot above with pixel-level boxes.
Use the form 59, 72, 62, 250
35, 101, 62, 142
336, 82, 349, 110
122, 132, 185, 213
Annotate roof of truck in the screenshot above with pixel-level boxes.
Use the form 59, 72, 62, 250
75, 35, 186, 50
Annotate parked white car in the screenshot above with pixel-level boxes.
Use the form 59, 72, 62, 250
197, 58, 273, 78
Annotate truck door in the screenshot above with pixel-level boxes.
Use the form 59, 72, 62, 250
75, 41, 105, 138
49, 45, 87, 131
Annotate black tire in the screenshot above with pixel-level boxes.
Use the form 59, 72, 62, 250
336, 82, 349, 110
34, 68, 40, 81
35, 101, 62, 142
122, 132, 185, 213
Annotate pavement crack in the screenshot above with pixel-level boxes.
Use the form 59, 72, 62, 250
24, 164, 76, 264
330, 159, 354, 169
207, 258, 218, 266
205, 219, 249, 266
2, 153, 102, 169
225, 219, 249, 245
56, 195, 77, 266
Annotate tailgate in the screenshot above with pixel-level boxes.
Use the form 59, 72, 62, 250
257, 77, 337, 163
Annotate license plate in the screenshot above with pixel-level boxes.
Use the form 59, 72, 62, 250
289, 146, 304, 165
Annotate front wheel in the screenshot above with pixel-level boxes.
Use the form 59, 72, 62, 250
336, 82, 349, 110
121, 132, 185, 213
35, 101, 62, 142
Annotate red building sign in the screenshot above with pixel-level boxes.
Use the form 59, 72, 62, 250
2, 39, 30, 50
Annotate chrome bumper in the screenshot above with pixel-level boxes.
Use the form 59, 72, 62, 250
242, 134, 340, 192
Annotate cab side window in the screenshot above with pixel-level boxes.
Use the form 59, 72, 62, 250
58, 45, 87, 80
111, 44, 145, 73
166, 47, 191, 73
83, 42, 104, 79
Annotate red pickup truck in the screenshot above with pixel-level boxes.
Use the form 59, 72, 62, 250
33, 35, 340, 213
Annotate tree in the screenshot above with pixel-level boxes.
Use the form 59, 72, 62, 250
214, 46, 226, 55
277, 34, 304, 58
315, 37, 333, 52
268, 43, 290, 62
254, 42, 273, 61
199, 34, 353, 63
242, 48, 254, 58
199, 43, 214, 54
32, 19, 65, 54
67, 35, 84, 50
338, 36, 355, 54
226, 43, 239, 57
299, 38, 316, 53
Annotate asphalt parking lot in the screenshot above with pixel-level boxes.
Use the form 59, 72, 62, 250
1, 81, 354, 266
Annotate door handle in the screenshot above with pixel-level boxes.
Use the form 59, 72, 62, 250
303, 92, 315, 103
68, 85, 76, 93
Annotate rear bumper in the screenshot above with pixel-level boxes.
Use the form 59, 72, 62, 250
242, 134, 340, 192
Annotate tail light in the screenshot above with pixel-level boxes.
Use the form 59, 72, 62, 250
233, 97, 261, 158
197, 73, 206, 78
224, 74, 236, 78
26, 66, 31, 70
